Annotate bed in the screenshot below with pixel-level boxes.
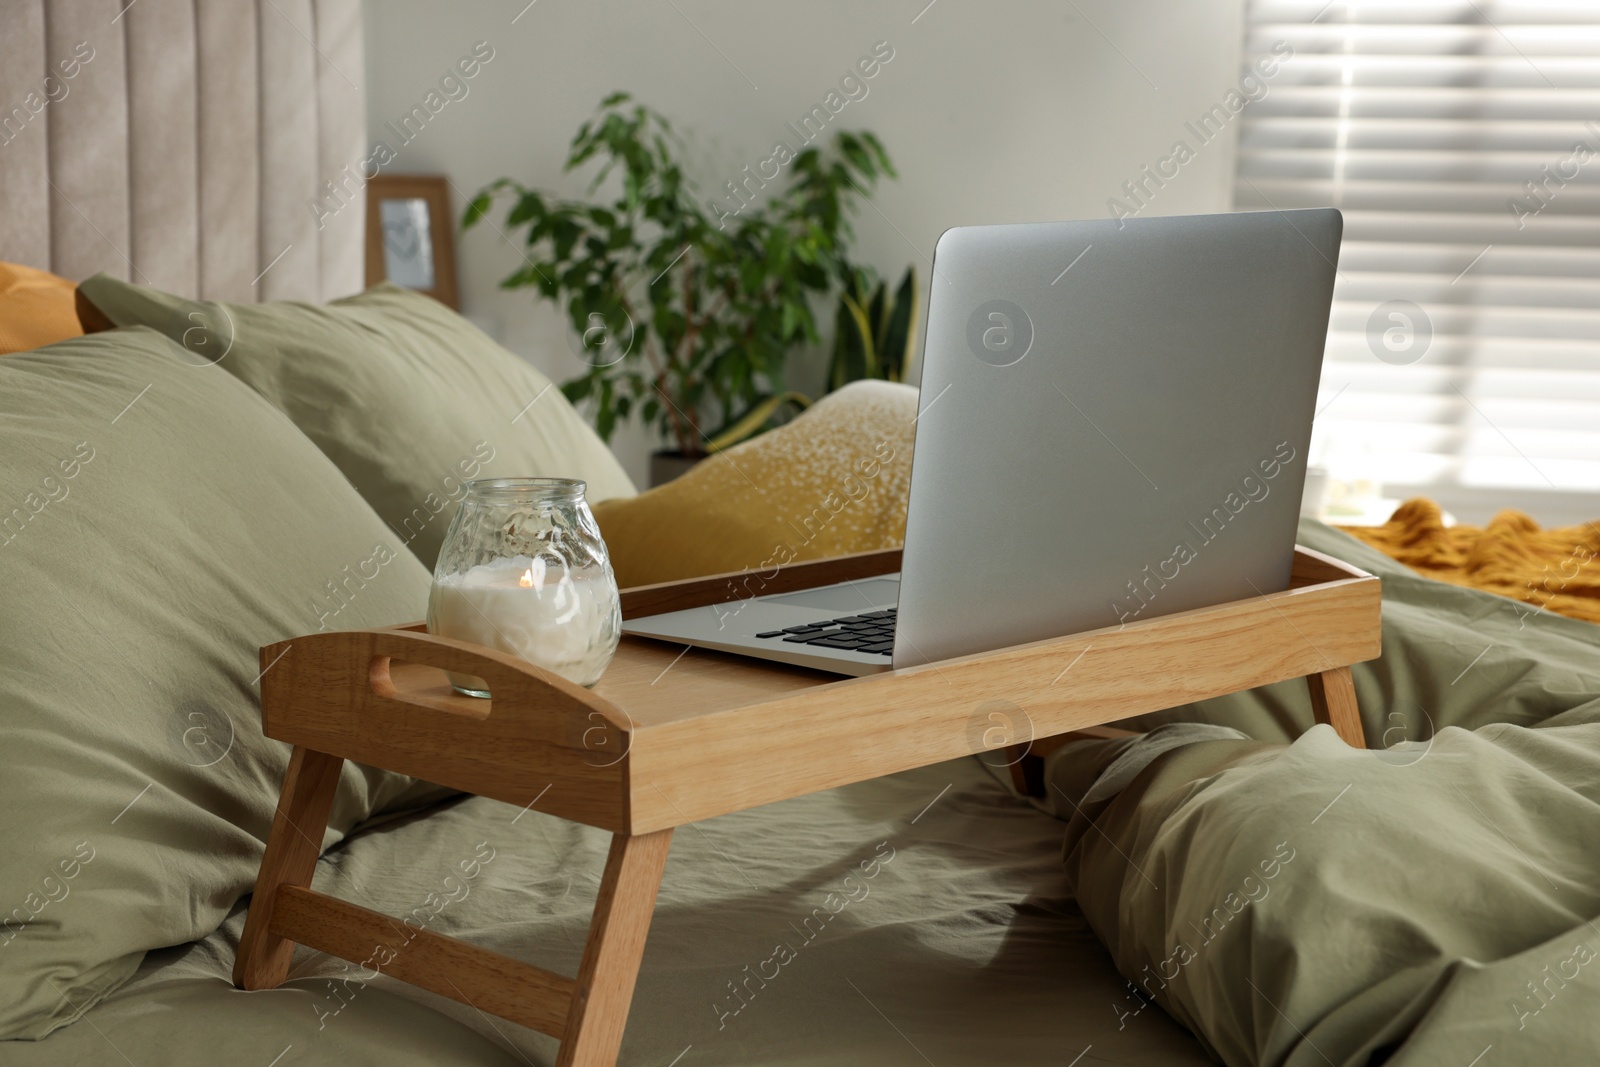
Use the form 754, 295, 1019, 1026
5, 756, 1220, 1066
5, 4, 1599, 1067
10, 509, 1596, 1067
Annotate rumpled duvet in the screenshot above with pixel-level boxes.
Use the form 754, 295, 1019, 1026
1055, 519, 1600, 1066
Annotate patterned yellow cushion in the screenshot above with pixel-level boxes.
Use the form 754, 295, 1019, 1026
594, 381, 916, 588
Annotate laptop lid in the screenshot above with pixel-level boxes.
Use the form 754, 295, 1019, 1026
892, 208, 1341, 669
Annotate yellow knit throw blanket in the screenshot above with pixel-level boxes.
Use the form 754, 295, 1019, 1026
1338, 499, 1600, 624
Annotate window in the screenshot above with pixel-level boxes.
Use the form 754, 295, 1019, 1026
1235, 1, 1600, 523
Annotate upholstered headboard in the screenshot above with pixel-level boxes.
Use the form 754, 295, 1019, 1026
0, 0, 365, 302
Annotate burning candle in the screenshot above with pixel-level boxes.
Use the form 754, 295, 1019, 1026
428, 553, 620, 690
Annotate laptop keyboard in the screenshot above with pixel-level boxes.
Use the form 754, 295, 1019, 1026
754, 609, 896, 655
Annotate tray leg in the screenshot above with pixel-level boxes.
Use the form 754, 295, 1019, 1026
556, 829, 674, 1067
1005, 726, 1140, 797
1307, 666, 1365, 748
233, 746, 345, 990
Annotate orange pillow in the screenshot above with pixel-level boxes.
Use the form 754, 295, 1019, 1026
0, 262, 84, 355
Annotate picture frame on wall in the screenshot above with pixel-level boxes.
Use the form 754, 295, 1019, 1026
365, 174, 459, 310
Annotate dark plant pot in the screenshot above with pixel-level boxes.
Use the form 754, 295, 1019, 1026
649, 450, 703, 487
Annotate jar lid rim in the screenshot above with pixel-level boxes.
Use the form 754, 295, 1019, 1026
463, 476, 587, 499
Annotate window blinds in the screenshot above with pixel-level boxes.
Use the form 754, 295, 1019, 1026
1234, 0, 1600, 521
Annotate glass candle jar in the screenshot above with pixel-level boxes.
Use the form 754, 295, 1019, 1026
427, 478, 621, 693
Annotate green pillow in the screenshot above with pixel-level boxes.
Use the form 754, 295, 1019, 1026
77, 277, 637, 570
0, 328, 443, 1039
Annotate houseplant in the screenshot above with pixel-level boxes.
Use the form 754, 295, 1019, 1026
467, 92, 897, 482
828, 264, 918, 389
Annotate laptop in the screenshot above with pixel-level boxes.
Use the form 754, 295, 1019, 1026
623, 208, 1342, 676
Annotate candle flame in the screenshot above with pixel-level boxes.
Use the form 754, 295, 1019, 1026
519, 567, 535, 588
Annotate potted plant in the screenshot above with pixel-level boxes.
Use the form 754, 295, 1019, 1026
467, 92, 897, 484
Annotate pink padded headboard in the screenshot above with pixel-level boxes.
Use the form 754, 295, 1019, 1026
0, 0, 365, 302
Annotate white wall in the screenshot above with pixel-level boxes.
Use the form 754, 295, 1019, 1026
364, 0, 1247, 488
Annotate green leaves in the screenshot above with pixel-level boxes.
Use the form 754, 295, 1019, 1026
829, 265, 919, 390
880, 266, 919, 382
469, 92, 902, 453
705, 391, 812, 453
463, 192, 493, 229
505, 191, 546, 226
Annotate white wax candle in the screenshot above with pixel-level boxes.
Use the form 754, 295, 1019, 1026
428, 555, 619, 689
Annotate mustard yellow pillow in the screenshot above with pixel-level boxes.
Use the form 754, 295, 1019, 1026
0, 262, 84, 354
595, 381, 916, 587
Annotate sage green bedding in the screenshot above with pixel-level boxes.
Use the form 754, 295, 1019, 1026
1055, 519, 1600, 1066
0, 329, 448, 1041
76, 277, 638, 569
11, 517, 1598, 1064
2, 758, 1211, 1066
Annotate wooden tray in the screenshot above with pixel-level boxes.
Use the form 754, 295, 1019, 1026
234, 545, 1379, 1066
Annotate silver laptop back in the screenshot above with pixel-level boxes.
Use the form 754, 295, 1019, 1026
892, 208, 1340, 669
